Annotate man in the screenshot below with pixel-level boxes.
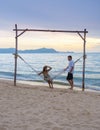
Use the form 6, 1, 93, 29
64, 55, 74, 90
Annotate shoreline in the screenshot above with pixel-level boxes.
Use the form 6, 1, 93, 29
0, 78, 99, 93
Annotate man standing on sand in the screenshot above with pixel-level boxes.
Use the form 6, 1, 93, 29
64, 55, 74, 90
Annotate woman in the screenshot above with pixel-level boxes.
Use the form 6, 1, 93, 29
38, 66, 53, 88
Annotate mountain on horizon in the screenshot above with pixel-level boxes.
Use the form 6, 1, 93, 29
0, 48, 58, 53
0, 48, 15, 53
19, 47, 58, 53
0, 47, 74, 53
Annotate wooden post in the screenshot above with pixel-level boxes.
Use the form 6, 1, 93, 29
82, 29, 86, 91
14, 24, 18, 86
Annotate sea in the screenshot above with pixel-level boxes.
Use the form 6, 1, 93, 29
0, 53, 100, 91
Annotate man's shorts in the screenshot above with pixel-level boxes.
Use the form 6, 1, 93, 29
66, 72, 73, 80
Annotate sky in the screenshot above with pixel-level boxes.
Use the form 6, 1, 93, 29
0, 0, 100, 52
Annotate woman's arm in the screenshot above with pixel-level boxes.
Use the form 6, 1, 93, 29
47, 66, 52, 71
38, 71, 43, 75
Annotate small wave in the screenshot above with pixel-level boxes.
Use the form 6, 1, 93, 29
0, 71, 14, 77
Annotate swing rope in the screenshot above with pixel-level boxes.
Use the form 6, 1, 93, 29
13, 54, 44, 80
51, 55, 85, 80
13, 54, 85, 81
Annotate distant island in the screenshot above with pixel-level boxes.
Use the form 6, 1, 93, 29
0, 48, 74, 53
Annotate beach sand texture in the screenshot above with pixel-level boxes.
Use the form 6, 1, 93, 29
0, 79, 100, 130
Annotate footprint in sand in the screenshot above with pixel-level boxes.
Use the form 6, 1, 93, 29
52, 127, 64, 130
0, 126, 6, 130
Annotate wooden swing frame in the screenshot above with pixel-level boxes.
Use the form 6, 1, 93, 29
13, 24, 88, 91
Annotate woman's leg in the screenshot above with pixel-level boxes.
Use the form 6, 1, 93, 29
48, 81, 52, 88
50, 80, 53, 88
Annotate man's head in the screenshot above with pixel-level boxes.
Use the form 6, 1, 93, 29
68, 55, 72, 61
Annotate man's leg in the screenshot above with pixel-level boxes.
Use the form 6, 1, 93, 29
68, 79, 74, 90
67, 73, 74, 89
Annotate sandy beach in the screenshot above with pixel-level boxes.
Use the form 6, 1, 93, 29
0, 79, 100, 130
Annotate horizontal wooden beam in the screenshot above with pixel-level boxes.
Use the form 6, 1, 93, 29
13, 29, 88, 33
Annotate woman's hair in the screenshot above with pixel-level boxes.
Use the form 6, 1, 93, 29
43, 66, 47, 72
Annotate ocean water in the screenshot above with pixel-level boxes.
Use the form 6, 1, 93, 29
0, 53, 100, 91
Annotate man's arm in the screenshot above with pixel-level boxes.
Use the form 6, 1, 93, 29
64, 66, 68, 71
69, 66, 74, 73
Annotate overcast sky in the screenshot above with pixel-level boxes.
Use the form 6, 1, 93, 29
0, 0, 100, 52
